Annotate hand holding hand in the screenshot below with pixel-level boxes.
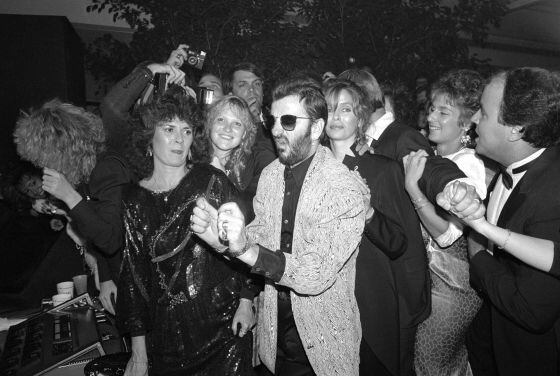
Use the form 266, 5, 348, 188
436, 181, 485, 221
217, 203, 247, 255
190, 197, 224, 250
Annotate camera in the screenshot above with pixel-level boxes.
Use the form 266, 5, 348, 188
196, 87, 214, 107
184, 48, 206, 70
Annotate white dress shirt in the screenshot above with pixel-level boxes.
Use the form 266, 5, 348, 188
485, 148, 546, 250
365, 111, 394, 147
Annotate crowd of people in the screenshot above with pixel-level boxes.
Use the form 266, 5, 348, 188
2, 44, 560, 376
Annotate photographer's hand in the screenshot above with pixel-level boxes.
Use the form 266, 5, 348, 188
166, 44, 189, 68
146, 63, 185, 86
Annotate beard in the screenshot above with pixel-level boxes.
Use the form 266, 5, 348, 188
275, 125, 312, 166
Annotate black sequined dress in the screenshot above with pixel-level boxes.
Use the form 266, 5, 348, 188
117, 164, 254, 376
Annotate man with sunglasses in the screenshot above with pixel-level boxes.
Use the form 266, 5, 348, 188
191, 76, 369, 376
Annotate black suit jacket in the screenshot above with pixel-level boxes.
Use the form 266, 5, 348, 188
374, 120, 434, 166
470, 146, 560, 375
345, 149, 466, 375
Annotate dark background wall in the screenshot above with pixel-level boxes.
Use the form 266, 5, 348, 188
0, 14, 85, 165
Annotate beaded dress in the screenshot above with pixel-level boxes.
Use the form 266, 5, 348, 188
414, 148, 486, 376
117, 164, 254, 376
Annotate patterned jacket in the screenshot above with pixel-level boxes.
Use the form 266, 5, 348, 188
247, 145, 368, 375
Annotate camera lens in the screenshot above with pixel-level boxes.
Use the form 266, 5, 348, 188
187, 56, 199, 66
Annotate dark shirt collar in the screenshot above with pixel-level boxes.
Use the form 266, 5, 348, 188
284, 154, 314, 185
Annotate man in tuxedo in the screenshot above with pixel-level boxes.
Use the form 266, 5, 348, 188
339, 68, 438, 376
443, 67, 560, 375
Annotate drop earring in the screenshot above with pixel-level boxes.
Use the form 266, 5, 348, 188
146, 147, 153, 157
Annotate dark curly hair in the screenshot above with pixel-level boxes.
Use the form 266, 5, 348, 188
495, 67, 560, 148
13, 99, 105, 186
431, 69, 484, 147
205, 95, 256, 190
126, 84, 210, 179
323, 79, 373, 144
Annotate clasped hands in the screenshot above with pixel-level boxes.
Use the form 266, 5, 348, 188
437, 180, 486, 226
190, 197, 248, 256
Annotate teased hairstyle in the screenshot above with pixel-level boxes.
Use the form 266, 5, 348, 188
272, 76, 328, 126
223, 62, 264, 95
205, 95, 256, 190
495, 67, 560, 148
431, 69, 484, 147
128, 84, 210, 179
324, 79, 373, 144
13, 99, 105, 186
338, 68, 384, 110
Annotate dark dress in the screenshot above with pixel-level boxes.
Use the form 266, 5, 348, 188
117, 164, 254, 376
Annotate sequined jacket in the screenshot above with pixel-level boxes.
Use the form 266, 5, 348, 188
247, 145, 367, 376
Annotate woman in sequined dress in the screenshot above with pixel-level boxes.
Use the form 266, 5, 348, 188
403, 70, 487, 376
116, 86, 255, 376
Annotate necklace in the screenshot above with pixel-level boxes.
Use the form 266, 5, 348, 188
149, 166, 190, 202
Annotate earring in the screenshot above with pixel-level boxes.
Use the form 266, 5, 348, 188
146, 147, 153, 157
460, 134, 470, 146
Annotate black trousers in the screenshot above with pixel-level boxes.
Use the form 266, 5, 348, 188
359, 339, 393, 376
258, 289, 316, 376
466, 303, 498, 376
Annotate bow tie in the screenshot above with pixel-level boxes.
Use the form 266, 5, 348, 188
499, 158, 538, 189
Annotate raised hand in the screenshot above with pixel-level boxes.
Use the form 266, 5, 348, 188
217, 203, 247, 254
166, 44, 189, 69
146, 62, 186, 86
190, 197, 224, 250
42, 168, 82, 209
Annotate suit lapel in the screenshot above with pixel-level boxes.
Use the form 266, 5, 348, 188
496, 147, 558, 227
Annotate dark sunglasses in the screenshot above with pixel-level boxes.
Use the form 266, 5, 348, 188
265, 114, 312, 131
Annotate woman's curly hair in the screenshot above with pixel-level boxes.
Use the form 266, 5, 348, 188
126, 84, 210, 179
13, 99, 105, 186
430, 69, 484, 147
323, 78, 373, 144
204, 95, 256, 190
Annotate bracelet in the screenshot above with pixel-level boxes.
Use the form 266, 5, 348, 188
411, 196, 426, 205
75, 244, 86, 255
226, 242, 253, 258
498, 229, 512, 249
414, 201, 430, 211
131, 360, 149, 364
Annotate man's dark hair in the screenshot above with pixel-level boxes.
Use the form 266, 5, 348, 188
496, 67, 560, 148
272, 76, 328, 126
223, 62, 264, 94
